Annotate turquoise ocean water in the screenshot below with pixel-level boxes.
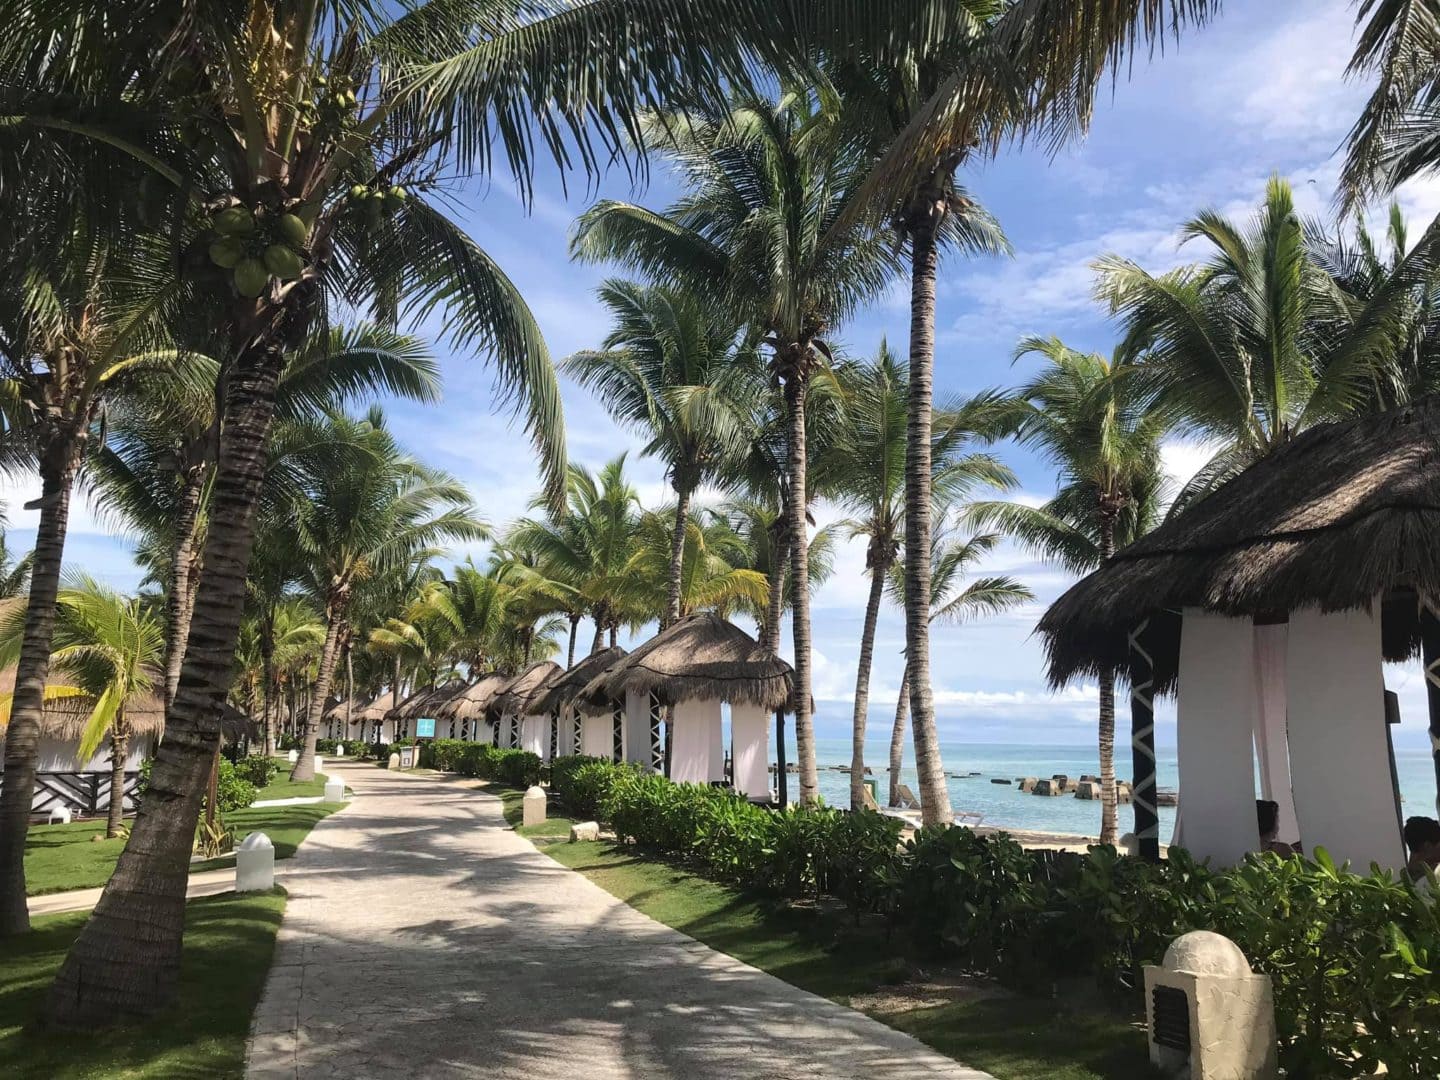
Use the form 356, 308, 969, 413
783, 737, 1438, 840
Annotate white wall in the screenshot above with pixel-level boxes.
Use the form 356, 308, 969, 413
1176, 609, 1260, 867
1287, 605, 1405, 871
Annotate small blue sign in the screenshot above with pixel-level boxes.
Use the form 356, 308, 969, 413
416, 717, 436, 739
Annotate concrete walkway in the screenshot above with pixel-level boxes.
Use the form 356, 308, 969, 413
28, 866, 239, 917
246, 762, 993, 1079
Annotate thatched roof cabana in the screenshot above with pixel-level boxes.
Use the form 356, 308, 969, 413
435, 672, 511, 722
322, 694, 367, 723
390, 678, 467, 720
492, 660, 561, 717
357, 690, 399, 722
529, 646, 627, 717
1039, 398, 1440, 692
580, 613, 793, 711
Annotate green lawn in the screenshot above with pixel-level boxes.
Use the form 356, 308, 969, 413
542, 838, 1156, 1080
252, 770, 330, 801
26, 802, 343, 895
0, 889, 286, 1079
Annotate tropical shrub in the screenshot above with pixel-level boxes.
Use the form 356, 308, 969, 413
208, 758, 258, 814
424, 740, 540, 787
232, 755, 280, 789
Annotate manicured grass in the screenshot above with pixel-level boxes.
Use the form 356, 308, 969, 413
543, 840, 1156, 1080
0, 888, 286, 1079
252, 771, 330, 801
25, 802, 342, 895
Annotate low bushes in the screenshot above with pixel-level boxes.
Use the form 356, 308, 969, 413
545, 754, 1440, 1077
423, 739, 540, 788
232, 755, 280, 789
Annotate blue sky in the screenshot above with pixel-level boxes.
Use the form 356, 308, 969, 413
12, 1, 1440, 749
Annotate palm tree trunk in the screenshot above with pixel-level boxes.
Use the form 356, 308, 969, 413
904, 214, 952, 826
608, 624, 617, 649
106, 723, 129, 840
163, 469, 206, 707
344, 643, 354, 742
1097, 518, 1118, 845
589, 618, 603, 655
566, 614, 579, 668
261, 633, 276, 758
0, 436, 81, 935
292, 601, 345, 783
850, 562, 887, 809
784, 374, 819, 805
664, 483, 692, 628
889, 663, 910, 807
45, 338, 287, 1024
762, 518, 789, 655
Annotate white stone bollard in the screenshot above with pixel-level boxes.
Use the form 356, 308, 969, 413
569, 821, 600, 842
335, 744, 346, 757
236, 831, 275, 893
287, 749, 299, 764
47, 804, 73, 825
522, 785, 547, 827
1144, 931, 1277, 1079
324, 779, 345, 802
387, 752, 400, 770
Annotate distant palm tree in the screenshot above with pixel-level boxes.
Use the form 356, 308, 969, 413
885, 527, 1031, 808
969, 336, 1166, 842
564, 281, 760, 627
823, 347, 1015, 807
617, 509, 769, 622
0, 576, 164, 838
573, 91, 898, 803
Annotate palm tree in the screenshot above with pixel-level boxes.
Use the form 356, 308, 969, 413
573, 90, 899, 804
564, 280, 760, 627
720, 497, 838, 649
969, 336, 1166, 843
0, 576, 164, 839
884, 526, 1032, 808
286, 409, 485, 782
616, 509, 769, 622
1095, 177, 1430, 512
823, 348, 1015, 808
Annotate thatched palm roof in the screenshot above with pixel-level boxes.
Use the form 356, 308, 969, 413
528, 646, 628, 717
435, 672, 511, 722
1039, 398, 1440, 691
492, 660, 561, 717
390, 679, 467, 720
579, 613, 793, 711
356, 690, 399, 722
323, 694, 367, 723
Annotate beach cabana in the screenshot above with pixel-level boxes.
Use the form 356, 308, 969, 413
535, 646, 628, 761
390, 678, 466, 739
433, 672, 511, 741
493, 661, 561, 755
321, 694, 368, 740
1039, 400, 1440, 870
580, 613, 793, 799
355, 690, 400, 743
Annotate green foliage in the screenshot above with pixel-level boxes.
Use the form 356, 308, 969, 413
209, 758, 257, 814
425, 739, 541, 788
231, 756, 280, 789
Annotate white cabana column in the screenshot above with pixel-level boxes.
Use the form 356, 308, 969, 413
731, 703, 770, 799
1286, 605, 1404, 870
1252, 622, 1300, 845
670, 699, 722, 784
1175, 609, 1260, 867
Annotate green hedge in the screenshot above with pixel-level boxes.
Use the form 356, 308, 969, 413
422, 739, 541, 788
546, 754, 1440, 1077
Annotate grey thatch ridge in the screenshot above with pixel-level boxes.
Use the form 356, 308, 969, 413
579, 613, 793, 712
527, 646, 628, 716
435, 672, 514, 722
492, 660, 562, 717
356, 690, 399, 722
1039, 397, 1440, 691
392, 678, 467, 720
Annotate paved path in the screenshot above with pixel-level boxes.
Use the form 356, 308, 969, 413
246, 762, 993, 1079
29, 866, 238, 917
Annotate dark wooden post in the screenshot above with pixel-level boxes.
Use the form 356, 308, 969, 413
1128, 617, 1161, 861
1421, 598, 1440, 817
775, 709, 788, 808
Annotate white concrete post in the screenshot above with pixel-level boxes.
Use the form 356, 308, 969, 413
324, 779, 345, 802
1144, 931, 1276, 1079
287, 749, 299, 764
236, 832, 275, 892
522, 785, 547, 827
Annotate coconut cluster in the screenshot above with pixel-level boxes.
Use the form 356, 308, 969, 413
207, 205, 311, 299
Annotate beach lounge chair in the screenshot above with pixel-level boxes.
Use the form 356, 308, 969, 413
895, 783, 921, 810
861, 786, 881, 812
893, 783, 984, 827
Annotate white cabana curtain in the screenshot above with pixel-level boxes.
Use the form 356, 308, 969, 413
579, 711, 610, 757
730, 703, 770, 799
1286, 605, 1405, 871
670, 699, 721, 784
1253, 622, 1300, 845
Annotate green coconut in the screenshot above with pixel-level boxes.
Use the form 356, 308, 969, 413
214, 207, 256, 236
349, 184, 368, 201
208, 236, 246, 269
276, 213, 309, 246
233, 258, 269, 298
385, 186, 408, 208
263, 244, 303, 281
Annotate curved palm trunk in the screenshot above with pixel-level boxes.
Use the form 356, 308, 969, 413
163, 470, 206, 707
46, 338, 286, 1024
850, 562, 887, 809
1097, 519, 1118, 845
664, 483, 692, 628
762, 519, 789, 655
344, 643, 354, 741
0, 439, 81, 935
888, 664, 911, 807
784, 375, 819, 805
904, 216, 952, 826
566, 614, 579, 668
106, 721, 129, 839
291, 601, 345, 783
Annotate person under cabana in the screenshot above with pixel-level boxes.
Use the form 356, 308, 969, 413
1257, 799, 1300, 858
1404, 817, 1440, 887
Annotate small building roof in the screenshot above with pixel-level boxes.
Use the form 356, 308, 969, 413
1039, 398, 1440, 690
492, 660, 562, 717
528, 646, 628, 717
434, 672, 512, 722
579, 613, 793, 712
356, 690, 399, 722
391, 679, 468, 720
